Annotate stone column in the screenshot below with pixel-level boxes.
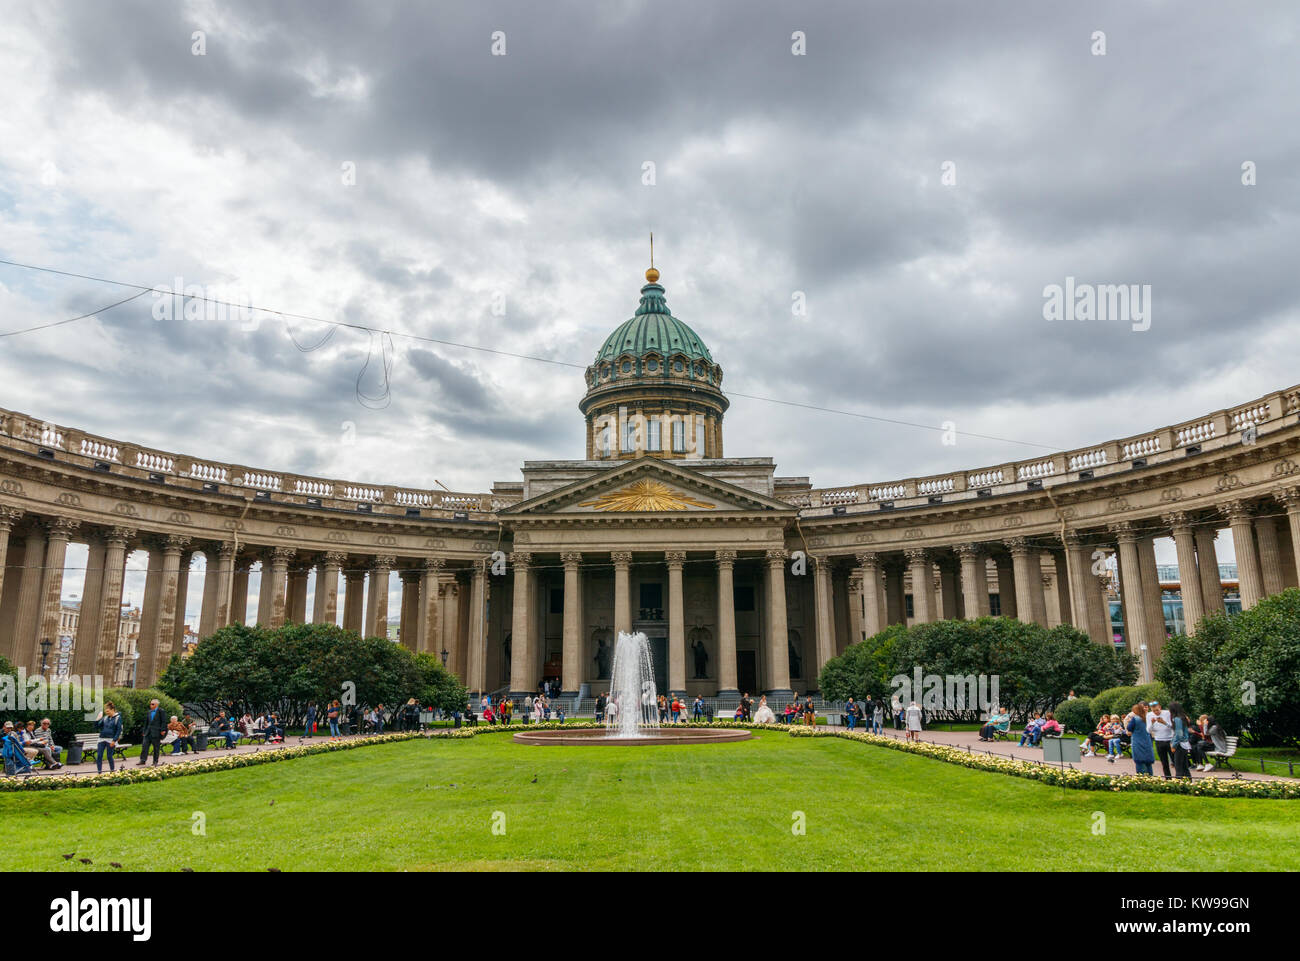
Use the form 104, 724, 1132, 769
0, 507, 20, 619
198, 546, 221, 638
1164, 513, 1206, 634
441, 579, 460, 675
1064, 533, 1106, 643
715, 550, 738, 695
313, 552, 344, 626
904, 548, 933, 624
286, 565, 310, 623
1254, 514, 1286, 597
813, 556, 835, 681
611, 551, 632, 635
1137, 535, 1168, 664
364, 554, 393, 637
508, 551, 533, 694
11, 526, 47, 666
1111, 522, 1153, 681
173, 550, 193, 648
33, 517, 79, 671
140, 534, 188, 686
418, 558, 444, 655
1278, 488, 1300, 590
92, 527, 133, 678
343, 566, 365, 633
75, 535, 107, 674
230, 559, 250, 625
1006, 538, 1047, 626
265, 547, 294, 628
666, 550, 687, 695
847, 571, 864, 645
1084, 564, 1112, 646
993, 553, 1017, 618
1194, 526, 1225, 615
955, 543, 990, 618
856, 552, 884, 637
465, 560, 488, 694
561, 553, 582, 694
1221, 501, 1264, 609
884, 560, 904, 625
1046, 550, 1072, 627
398, 570, 421, 649
764, 549, 791, 693
936, 556, 961, 619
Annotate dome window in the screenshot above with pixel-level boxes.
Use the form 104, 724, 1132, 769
673, 359, 684, 373
646, 358, 659, 372
621, 360, 632, 373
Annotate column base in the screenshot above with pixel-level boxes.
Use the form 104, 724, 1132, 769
561, 690, 580, 699
715, 688, 739, 698
764, 688, 794, 698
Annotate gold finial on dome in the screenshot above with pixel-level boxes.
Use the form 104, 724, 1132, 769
646, 231, 659, 283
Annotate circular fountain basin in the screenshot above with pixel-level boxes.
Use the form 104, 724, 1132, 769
512, 727, 752, 746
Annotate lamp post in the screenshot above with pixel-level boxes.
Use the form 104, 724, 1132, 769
39, 637, 51, 675
129, 651, 140, 689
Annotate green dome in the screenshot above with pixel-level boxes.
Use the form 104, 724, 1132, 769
593, 283, 714, 365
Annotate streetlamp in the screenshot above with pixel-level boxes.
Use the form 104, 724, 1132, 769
1138, 643, 1151, 684
39, 637, 51, 675
129, 651, 140, 689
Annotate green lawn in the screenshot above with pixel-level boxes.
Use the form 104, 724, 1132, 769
3, 731, 1297, 871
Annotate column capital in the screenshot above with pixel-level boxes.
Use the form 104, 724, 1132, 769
0, 506, 22, 529
1162, 510, 1193, 532
560, 551, 582, 568
665, 550, 686, 568
714, 549, 737, 566
323, 550, 348, 566
508, 551, 532, 569
107, 526, 137, 546
163, 534, 192, 555
270, 544, 295, 563
372, 553, 396, 569
1219, 499, 1254, 523
904, 547, 929, 564
611, 551, 633, 566
953, 542, 984, 561
764, 548, 787, 565
854, 550, 879, 568
423, 556, 446, 574
1003, 536, 1031, 555
46, 516, 80, 540
1275, 485, 1300, 510
1108, 520, 1138, 543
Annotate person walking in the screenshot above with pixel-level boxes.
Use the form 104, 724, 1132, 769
94, 703, 123, 773
326, 699, 341, 738
138, 698, 167, 766
905, 700, 923, 742
872, 701, 884, 735
845, 697, 858, 730
304, 701, 317, 738
1170, 702, 1193, 779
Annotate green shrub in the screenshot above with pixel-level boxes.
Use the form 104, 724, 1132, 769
1054, 696, 1096, 734
104, 687, 184, 740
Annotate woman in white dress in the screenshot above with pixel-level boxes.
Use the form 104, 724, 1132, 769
752, 695, 776, 724
905, 700, 923, 742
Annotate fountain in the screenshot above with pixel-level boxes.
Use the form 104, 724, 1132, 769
512, 631, 752, 746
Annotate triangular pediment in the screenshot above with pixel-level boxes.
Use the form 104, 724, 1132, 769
505, 459, 794, 515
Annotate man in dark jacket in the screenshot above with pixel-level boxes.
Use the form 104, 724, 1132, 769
138, 698, 168, 766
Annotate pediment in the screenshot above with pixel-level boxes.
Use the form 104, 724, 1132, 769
505, 459, 793, 515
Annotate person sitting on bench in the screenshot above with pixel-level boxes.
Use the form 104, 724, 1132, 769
167, 715, 196, 755
979, 706, 1009, 741
1018, 713, 1045, 746
24, 719, 63, 769
2, 721, 35, 775
210, 711, 239, 748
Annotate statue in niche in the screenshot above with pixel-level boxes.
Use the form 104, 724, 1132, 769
593, 635, 612, 679
787, 630, 803, 679
688, 624, 711, 679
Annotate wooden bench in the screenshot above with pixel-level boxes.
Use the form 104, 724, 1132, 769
1208, 735, 1240, 771
74, 733, 131, 763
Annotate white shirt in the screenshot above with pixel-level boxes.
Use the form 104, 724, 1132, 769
1147, 709, 1173, 742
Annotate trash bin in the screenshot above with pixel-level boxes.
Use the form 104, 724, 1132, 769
194, 730, 210, 752
66, 740, 83, 765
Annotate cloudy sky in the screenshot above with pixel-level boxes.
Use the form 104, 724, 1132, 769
4, 0, 1297, 617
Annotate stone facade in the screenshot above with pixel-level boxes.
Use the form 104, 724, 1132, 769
2, 274, 1299, 694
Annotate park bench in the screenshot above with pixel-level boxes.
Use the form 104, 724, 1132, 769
74, 733, 131, 763
1208, 736, 1239, 771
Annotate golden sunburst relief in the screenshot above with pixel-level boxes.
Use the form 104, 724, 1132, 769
578, 479, 716, 512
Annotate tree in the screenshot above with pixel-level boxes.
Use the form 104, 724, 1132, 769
413, 652, 469, 714
818, 624, 904, 704
1158, 588, 1300, 746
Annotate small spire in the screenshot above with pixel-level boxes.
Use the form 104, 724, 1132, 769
645, 231, 659, 283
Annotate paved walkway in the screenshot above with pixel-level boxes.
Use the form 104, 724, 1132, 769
20, 733, 393, 781
857, 724, 1291, 782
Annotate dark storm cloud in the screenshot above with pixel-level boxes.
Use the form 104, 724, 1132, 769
3, 0, 1298, 494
